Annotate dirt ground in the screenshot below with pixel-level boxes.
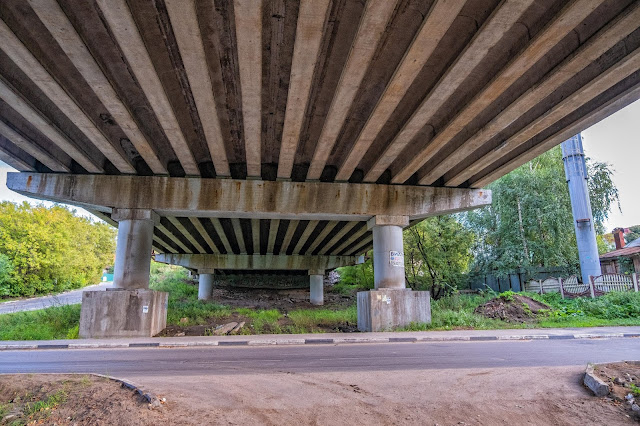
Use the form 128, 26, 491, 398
592, 361, 640, 421
207, 287, 354, 311
475, 294, 550, 323
2, 365, 636, 425
0, 375, 170, 425
159, 287, 358, 337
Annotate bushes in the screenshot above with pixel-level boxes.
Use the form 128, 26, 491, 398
0, 202, 116, 298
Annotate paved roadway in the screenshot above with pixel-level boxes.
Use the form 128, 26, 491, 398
1, 338, 637, 376
0, 282, 113, 314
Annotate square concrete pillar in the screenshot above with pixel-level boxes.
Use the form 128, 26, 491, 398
357, 289, 431, 332
79, 289, 168, 338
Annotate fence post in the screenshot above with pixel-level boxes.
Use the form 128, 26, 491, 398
539, 279, 544, 295
589, 275, 596, 298
559, 277, 565, 299
633, 273, 639, 293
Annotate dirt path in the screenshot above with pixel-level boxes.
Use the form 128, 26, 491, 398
125, 365, 633, 425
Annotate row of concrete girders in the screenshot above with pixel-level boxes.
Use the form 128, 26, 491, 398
0, 1, 638, 186
6, 173, 491, 257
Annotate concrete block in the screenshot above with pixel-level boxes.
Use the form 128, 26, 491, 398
357, 289, 431, 332
584, 364, 610, 396
79, 290, 168, 338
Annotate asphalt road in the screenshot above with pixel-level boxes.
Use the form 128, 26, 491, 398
1, 338, 638, 376
0, 281, 113, 314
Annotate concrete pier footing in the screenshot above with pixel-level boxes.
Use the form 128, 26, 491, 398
80, 209, 169, 338
357, 289, 431, 332
309, 271, 324, 305
79, 289, 168, 338
357, 215, 432, 331
198, 273, 214, 300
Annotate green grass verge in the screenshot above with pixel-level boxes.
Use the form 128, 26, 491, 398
0, 304, 80, 340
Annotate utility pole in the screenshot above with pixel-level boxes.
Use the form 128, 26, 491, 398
561, 133, 601, 284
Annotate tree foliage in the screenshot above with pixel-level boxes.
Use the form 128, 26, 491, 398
464, 146, 618, 278
625, 225, 640, 244
404, 215, 475, 299
0, 202, 116, 297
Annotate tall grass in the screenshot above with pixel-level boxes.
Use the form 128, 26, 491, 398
0, 304, 80, 340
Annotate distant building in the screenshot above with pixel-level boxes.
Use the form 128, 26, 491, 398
599, 228, 640, 274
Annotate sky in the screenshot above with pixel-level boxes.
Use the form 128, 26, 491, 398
1, 100, 639, 231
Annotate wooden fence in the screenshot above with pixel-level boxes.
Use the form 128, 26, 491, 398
524, 273, 638, 298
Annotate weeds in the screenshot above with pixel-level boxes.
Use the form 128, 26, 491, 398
0, 304, 80, 340
25, 389, 67, 416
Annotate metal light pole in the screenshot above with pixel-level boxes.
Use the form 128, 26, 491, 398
561, 133, 601, 284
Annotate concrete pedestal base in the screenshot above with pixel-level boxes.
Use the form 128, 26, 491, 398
79, 289, 168, 338
357, 289, 431, 332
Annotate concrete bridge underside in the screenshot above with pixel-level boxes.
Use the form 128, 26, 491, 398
1, 0, 639, 335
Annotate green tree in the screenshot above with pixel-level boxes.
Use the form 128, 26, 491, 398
625, 225, 640, 244
464, 146, 618, 278
404, 215, 475, 299
0, 202, 116, 297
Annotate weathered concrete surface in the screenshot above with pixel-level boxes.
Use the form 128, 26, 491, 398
6, 174, 492, 221
198, 273, 214, 300
155, 253, 363, 271
79, 290, 168, 338
583, 364, 610, 396
357, 289, 431, 332
309, 274, 324, 305
112, 209, 157, 290
371, 224, 406, 289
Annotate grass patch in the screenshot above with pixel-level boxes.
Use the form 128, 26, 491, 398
401, 290, 640, 331
0, 304, 80, 340
149, 264, 230, 326
287, 306, 356, 331
25, 389, 67, 416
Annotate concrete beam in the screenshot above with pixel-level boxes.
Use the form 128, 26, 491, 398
388, 0, 538, 184
189, 217, 220, 254
443, 3, 640, 187
29, 0, 167, 175
6, 174, 491, 221
154, 253, 363, 271
0, 79, 102, 173
165, 0, 230, 177
96, 0, 199, 176
473, 81, 640, 188
466, 46, 640, 187
306, 0, 397, 180
210, 218, 233, 254
0, 136, 37, 171
0, 18, 135, 174
292, 220, 319, 254
277, 0, 331, 179
280, 219, 299, 254
417, 0, 609, 186
234, 0, 263, 178
335, 0, 466, 182
0, 120, 69, 172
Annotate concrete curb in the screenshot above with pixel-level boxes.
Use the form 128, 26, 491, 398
583, 364, 610, 396
92, 373, 162, 409
0, 331, 637, 351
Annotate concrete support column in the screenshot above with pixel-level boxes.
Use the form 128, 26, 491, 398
368, 215, 409, 289
198, 273, 214, 300
309, 269, 324, 305
112, 209, 158, 290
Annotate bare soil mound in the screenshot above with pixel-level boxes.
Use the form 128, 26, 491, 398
0, 374, 172, 425
475, 294, 550, 323
592, 361, 640, 422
